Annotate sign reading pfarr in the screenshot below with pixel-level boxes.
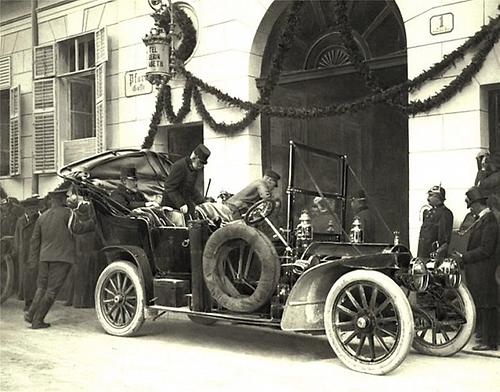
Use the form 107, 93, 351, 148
125, 69, 152, 97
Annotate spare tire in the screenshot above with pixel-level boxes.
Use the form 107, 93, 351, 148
202, 224, 280, 313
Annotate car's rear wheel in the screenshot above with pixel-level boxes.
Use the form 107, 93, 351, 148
95, 261, 145, 336
0, 253, 14, 304
203, 224, 280, 313
411, 283, 475, 356
324, 270, 414, 375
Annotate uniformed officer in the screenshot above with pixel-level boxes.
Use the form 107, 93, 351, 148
24, 185, 94, 329
110, 166, 155, 210
161, 144, 211, 217
417, 185, 454, 258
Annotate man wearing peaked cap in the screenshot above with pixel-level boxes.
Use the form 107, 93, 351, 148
349, 190, 375, 243
162, 144, 211, 217
225, 169, 280, 218
417, 185, 454, 258
454, 186, 498, 351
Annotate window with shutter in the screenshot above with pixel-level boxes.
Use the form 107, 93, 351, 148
33, 79, 56, 173
0, 56, 11, 90
34, 44, 55, 79
9, 86, 21, 176
0, 90, 10, 176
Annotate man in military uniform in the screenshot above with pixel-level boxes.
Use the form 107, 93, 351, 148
417, 185, 454, 258
453, 187, 498, 351
24, 186, 94, 329
349, 190, 376, 243
162, 144, 211, 217
13, 195, 44, 311
110, 166, 154, 210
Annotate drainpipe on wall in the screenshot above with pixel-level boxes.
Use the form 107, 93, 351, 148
31, 0, 39, 195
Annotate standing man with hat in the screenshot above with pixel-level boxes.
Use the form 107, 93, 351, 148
161, 144, 211, 217
417, 185, 454, 258
110, 166, 155, 210
225, 169, 281, 219
24, 185, 94, 329
475, 151, 500, 217
453, 186, 498, 351
13, 195, 45, 310
349, 190, 376, 243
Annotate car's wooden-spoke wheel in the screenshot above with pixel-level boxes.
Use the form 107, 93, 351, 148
325, 270, 413, 375
95, 261, 145, 336
411, 283, 475, 356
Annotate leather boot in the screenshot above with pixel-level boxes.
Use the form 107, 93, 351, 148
31, 295, 55, 329
24, 288, 45, 323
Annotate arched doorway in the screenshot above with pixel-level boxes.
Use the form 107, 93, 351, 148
260, 0, 408, 242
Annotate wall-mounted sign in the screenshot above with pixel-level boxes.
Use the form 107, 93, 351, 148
430, 13, 454, 35
125, 68, 153, 97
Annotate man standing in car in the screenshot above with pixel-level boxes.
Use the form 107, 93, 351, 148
161, 144, 211, 217
417, 185, 454, 258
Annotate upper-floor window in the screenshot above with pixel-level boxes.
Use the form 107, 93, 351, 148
58, 33, 96, 75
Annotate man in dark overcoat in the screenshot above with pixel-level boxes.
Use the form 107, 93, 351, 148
161, 144, 211, 217
13, 195, 44, 310
110, 166, 153, 210
24, 186, 94, 329
417, 185, 454, 258
455, 187, 498, 351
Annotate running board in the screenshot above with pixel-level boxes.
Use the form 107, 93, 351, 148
148, 305, 281, 328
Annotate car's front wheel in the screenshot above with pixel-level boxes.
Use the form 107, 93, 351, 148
324, 270, 414, 375
95, 261, 145, 336
411, 283, 475, 356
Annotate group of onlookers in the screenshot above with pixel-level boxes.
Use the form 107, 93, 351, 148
416, 151, 500, 352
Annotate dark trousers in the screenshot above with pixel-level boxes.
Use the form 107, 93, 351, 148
37, 261, 72, 300
477, 307, 498, 348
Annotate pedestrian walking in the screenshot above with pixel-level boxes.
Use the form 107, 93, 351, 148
24, 186, 94, 329
417, 185, 454, 258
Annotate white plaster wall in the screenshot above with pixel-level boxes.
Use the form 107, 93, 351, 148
398, 0, 500, 253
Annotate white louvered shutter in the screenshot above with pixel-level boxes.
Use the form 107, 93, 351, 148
0, 56, 11, 90
33, 79, 56, 173
95, 27, 107, 153
34, 44, 55, 79
9, 86, 21, 176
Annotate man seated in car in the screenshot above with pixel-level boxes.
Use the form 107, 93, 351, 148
110, 166, 158, 210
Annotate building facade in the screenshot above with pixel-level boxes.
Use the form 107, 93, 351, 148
1, 0, 499, 253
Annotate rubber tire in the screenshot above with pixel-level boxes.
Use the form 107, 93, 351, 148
187, 315, 217, 326
412, 283, 475, 356
324, 270, 414, 375
0, 254, 14, 304
203, 224, 280, 313
95, 261, 145, 336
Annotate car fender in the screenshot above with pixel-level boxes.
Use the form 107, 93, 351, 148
280, 253, 408, 332
99, 245, 154, 303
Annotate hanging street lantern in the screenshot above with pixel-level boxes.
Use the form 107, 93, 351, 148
143, 25, 171, 86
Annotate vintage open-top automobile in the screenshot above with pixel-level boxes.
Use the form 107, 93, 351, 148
58, 141, 475, 375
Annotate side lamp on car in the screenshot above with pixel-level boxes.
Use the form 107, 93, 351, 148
408, 257, 429, 292
435, 258, 462, 289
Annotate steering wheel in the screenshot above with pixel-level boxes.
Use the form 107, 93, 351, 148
244, 199, 275, 225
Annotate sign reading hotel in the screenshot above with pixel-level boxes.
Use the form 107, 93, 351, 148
125, 68, 153, 97
430, 13, 454, 35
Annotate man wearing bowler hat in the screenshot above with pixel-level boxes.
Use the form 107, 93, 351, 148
110, 166, 154, 210
417, 185, 454, 258
162, 144, 211, 217
24, 184, 94, 329
453, 186, 498, 351
225, 169, 281, 219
